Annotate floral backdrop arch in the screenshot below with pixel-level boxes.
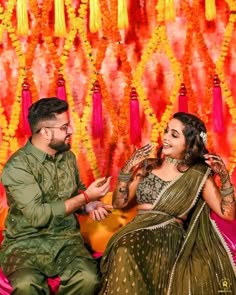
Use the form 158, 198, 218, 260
0, 0, 236, 250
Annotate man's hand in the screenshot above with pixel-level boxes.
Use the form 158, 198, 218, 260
86, 201, 113, 221
85, 177, 112, 201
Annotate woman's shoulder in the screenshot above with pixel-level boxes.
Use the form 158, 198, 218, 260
191, 162, 211, 174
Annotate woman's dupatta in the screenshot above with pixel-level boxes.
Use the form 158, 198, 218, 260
100, 164, 212, 292
167, 199, 236, 295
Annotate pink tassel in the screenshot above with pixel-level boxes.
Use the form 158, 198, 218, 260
22, 78, 32, 135
178, 83, 188, 113
130, 87, 141, 145
92, 81, 104, 139
213, 75, 224, 133
56, 74, 67, 101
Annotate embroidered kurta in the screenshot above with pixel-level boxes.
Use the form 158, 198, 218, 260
0, 140, 93, 277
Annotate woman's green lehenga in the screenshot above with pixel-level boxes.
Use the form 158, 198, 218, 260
99, 164, 236, 295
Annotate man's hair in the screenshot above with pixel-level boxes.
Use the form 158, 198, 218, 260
28, 97, 68, 134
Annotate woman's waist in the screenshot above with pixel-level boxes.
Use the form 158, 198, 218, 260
137, 207, 186, 225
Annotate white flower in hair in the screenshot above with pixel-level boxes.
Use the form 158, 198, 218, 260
200, 131, 207, 145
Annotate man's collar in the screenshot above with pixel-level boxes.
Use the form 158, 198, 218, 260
24, 139, 64, 163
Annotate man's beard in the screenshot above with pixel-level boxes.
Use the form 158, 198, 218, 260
49, 136, 71, 152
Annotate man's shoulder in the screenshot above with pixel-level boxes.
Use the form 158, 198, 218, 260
63, 150, 76, 160
2, 145, 30, 172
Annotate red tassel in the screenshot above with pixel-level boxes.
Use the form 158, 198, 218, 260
56, 74, 67, 101
92, 81, 104, 139
213, 75, 224, 133
178, 83, 188, 113
22, 78, 32, 135
130, 87, 141, 145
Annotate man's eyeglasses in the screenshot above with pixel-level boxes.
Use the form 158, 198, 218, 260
35, 123, 71, 134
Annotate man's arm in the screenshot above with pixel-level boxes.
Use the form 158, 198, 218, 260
2, 164, 111, 227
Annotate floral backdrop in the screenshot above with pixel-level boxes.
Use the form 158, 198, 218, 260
0, 0, 236, 250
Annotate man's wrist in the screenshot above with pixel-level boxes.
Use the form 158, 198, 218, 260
79, 190, 91, 204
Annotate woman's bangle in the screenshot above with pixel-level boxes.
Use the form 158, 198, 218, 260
118, 171, 132, 183
222, 198, 235, 205
220, 185, 234, 197
221, 174, 230, 185
80, 191, 90, 204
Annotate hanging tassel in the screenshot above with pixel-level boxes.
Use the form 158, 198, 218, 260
92, 81, 104, 139
56, 74, 67, 101
213, 75, 224, 133
89, 0, 102, 33
118, 0, 129, 29
165, 0, 176, 22
178, 83, 188, 113
22, 78, 32, 135
205, 0, 216, 21
54, 0, 66, 37
156, 0, 165, 22
130, 87, 141, 145
16, 0, 29, 36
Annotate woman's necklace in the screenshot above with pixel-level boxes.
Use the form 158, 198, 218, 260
165, 156, 182, 166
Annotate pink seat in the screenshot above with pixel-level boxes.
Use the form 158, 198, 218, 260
0, 268, 60, 295
0, 268, 12, 295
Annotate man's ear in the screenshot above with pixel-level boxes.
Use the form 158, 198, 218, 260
40, 128, 51, 140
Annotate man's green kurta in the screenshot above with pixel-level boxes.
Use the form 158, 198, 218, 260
0, 140, 93, 277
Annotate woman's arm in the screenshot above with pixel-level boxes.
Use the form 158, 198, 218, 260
112, 144, 153, 209
202, 176, 235, 220
112, 170, 142, 209
203, 154, 235, 220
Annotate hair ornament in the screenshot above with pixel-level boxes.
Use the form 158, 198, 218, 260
200, 131, 207, 145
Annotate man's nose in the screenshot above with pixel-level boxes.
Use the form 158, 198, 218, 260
67, 125, 73, 134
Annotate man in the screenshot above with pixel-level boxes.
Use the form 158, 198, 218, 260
0, 97, 112, 295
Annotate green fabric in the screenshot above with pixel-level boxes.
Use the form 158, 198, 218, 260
168, 199, 236, 295
99, 163, 236, 295
0, 140, 94, 277
9, 257, 99, 295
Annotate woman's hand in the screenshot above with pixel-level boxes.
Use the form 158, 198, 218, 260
86, 201, 113, 221
204, 154, 229, 184
122, 143, 153, 173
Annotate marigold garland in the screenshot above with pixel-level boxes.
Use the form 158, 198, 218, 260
157, 24, 182, 142
215, 10, 236, 171
132, 26, 161, 147
95, 0, 117, 141
40, 0, 60, 98
181, 2, 198, 114
184, 0, 215, 150
24, 0, 42, 102
0, 0, 25, 172
0, 0, 235, 181
76, 0, 101, 178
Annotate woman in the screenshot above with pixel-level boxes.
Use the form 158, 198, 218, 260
99, 112, 236, 295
